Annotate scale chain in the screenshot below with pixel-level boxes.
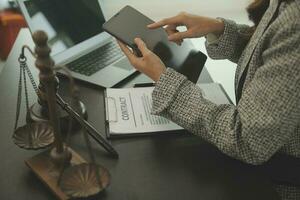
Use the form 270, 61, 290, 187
24, 62, 39, 94
14, 56, 40, 132
22, 62, 30, 111
14, 55, 38, 146
14, 61, 24, 131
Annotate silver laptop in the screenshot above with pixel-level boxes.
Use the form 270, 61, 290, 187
17, 0, 136, 88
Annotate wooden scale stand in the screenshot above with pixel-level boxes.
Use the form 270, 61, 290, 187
12, 31, 117, 199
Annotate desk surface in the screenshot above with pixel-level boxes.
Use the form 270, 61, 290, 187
0, 29, 279, 200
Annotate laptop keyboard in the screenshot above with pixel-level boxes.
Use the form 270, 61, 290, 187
67, 41, 124, 76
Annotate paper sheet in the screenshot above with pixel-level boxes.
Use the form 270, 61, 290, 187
106, 87, 183, 135
105, 83, 231, 136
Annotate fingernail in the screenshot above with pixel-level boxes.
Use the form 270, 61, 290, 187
168, 36, 172, 40
136, 37, 143, 42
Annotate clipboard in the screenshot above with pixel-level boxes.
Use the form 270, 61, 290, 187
104, 92, 119, 139
104, 86, 185, 139
103, 83, 232, 139
104, 89, 114, 139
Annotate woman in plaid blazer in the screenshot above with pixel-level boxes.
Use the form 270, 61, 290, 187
118, 0, 300, 199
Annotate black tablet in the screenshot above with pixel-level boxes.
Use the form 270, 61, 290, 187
103, 6, 207, 83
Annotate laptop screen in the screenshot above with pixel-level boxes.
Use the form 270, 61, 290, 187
24, 0, 105, 56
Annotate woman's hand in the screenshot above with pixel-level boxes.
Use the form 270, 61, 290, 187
148, 12, 225, 45
118, 38, 166, 82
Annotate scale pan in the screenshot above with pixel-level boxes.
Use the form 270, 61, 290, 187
13, 122, 54, 150
60, 163, 111, 198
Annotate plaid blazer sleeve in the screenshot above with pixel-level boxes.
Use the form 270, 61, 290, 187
151, 21, 300, 165
205, 19, 252, 63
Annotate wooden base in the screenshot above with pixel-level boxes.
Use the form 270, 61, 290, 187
25, 148, 86, 200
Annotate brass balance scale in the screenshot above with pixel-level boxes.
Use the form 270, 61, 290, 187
12, 30, 118, 199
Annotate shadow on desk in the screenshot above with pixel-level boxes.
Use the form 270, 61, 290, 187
69, 132, 280, 200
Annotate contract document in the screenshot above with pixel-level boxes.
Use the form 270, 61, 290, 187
105, 83, 231, 137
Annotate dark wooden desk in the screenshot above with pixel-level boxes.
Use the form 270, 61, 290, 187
0, 29, 279, 200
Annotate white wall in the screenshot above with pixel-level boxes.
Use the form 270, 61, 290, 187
0, 0, 9, 10
100, 0, 251, 20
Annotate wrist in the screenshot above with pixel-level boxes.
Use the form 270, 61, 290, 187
211, 19, 225, 37
154, 67, 166, 82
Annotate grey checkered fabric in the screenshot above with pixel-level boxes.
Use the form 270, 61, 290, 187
151, 0, 300, 199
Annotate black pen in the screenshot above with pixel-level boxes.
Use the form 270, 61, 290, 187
56, 94, 119, 158
134, 82, 155, 87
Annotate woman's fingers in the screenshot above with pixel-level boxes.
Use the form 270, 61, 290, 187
168, 31, 190, 42
118, 38, 151, 71
147, 15, 183, 29
148, 14, 188, 44
134, 38, 150, 57
165, 24, 178, 35
147, 20, 168, 29
118, 39, 166, 82
117, 40, 138, 65
165, 25, 183, 45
